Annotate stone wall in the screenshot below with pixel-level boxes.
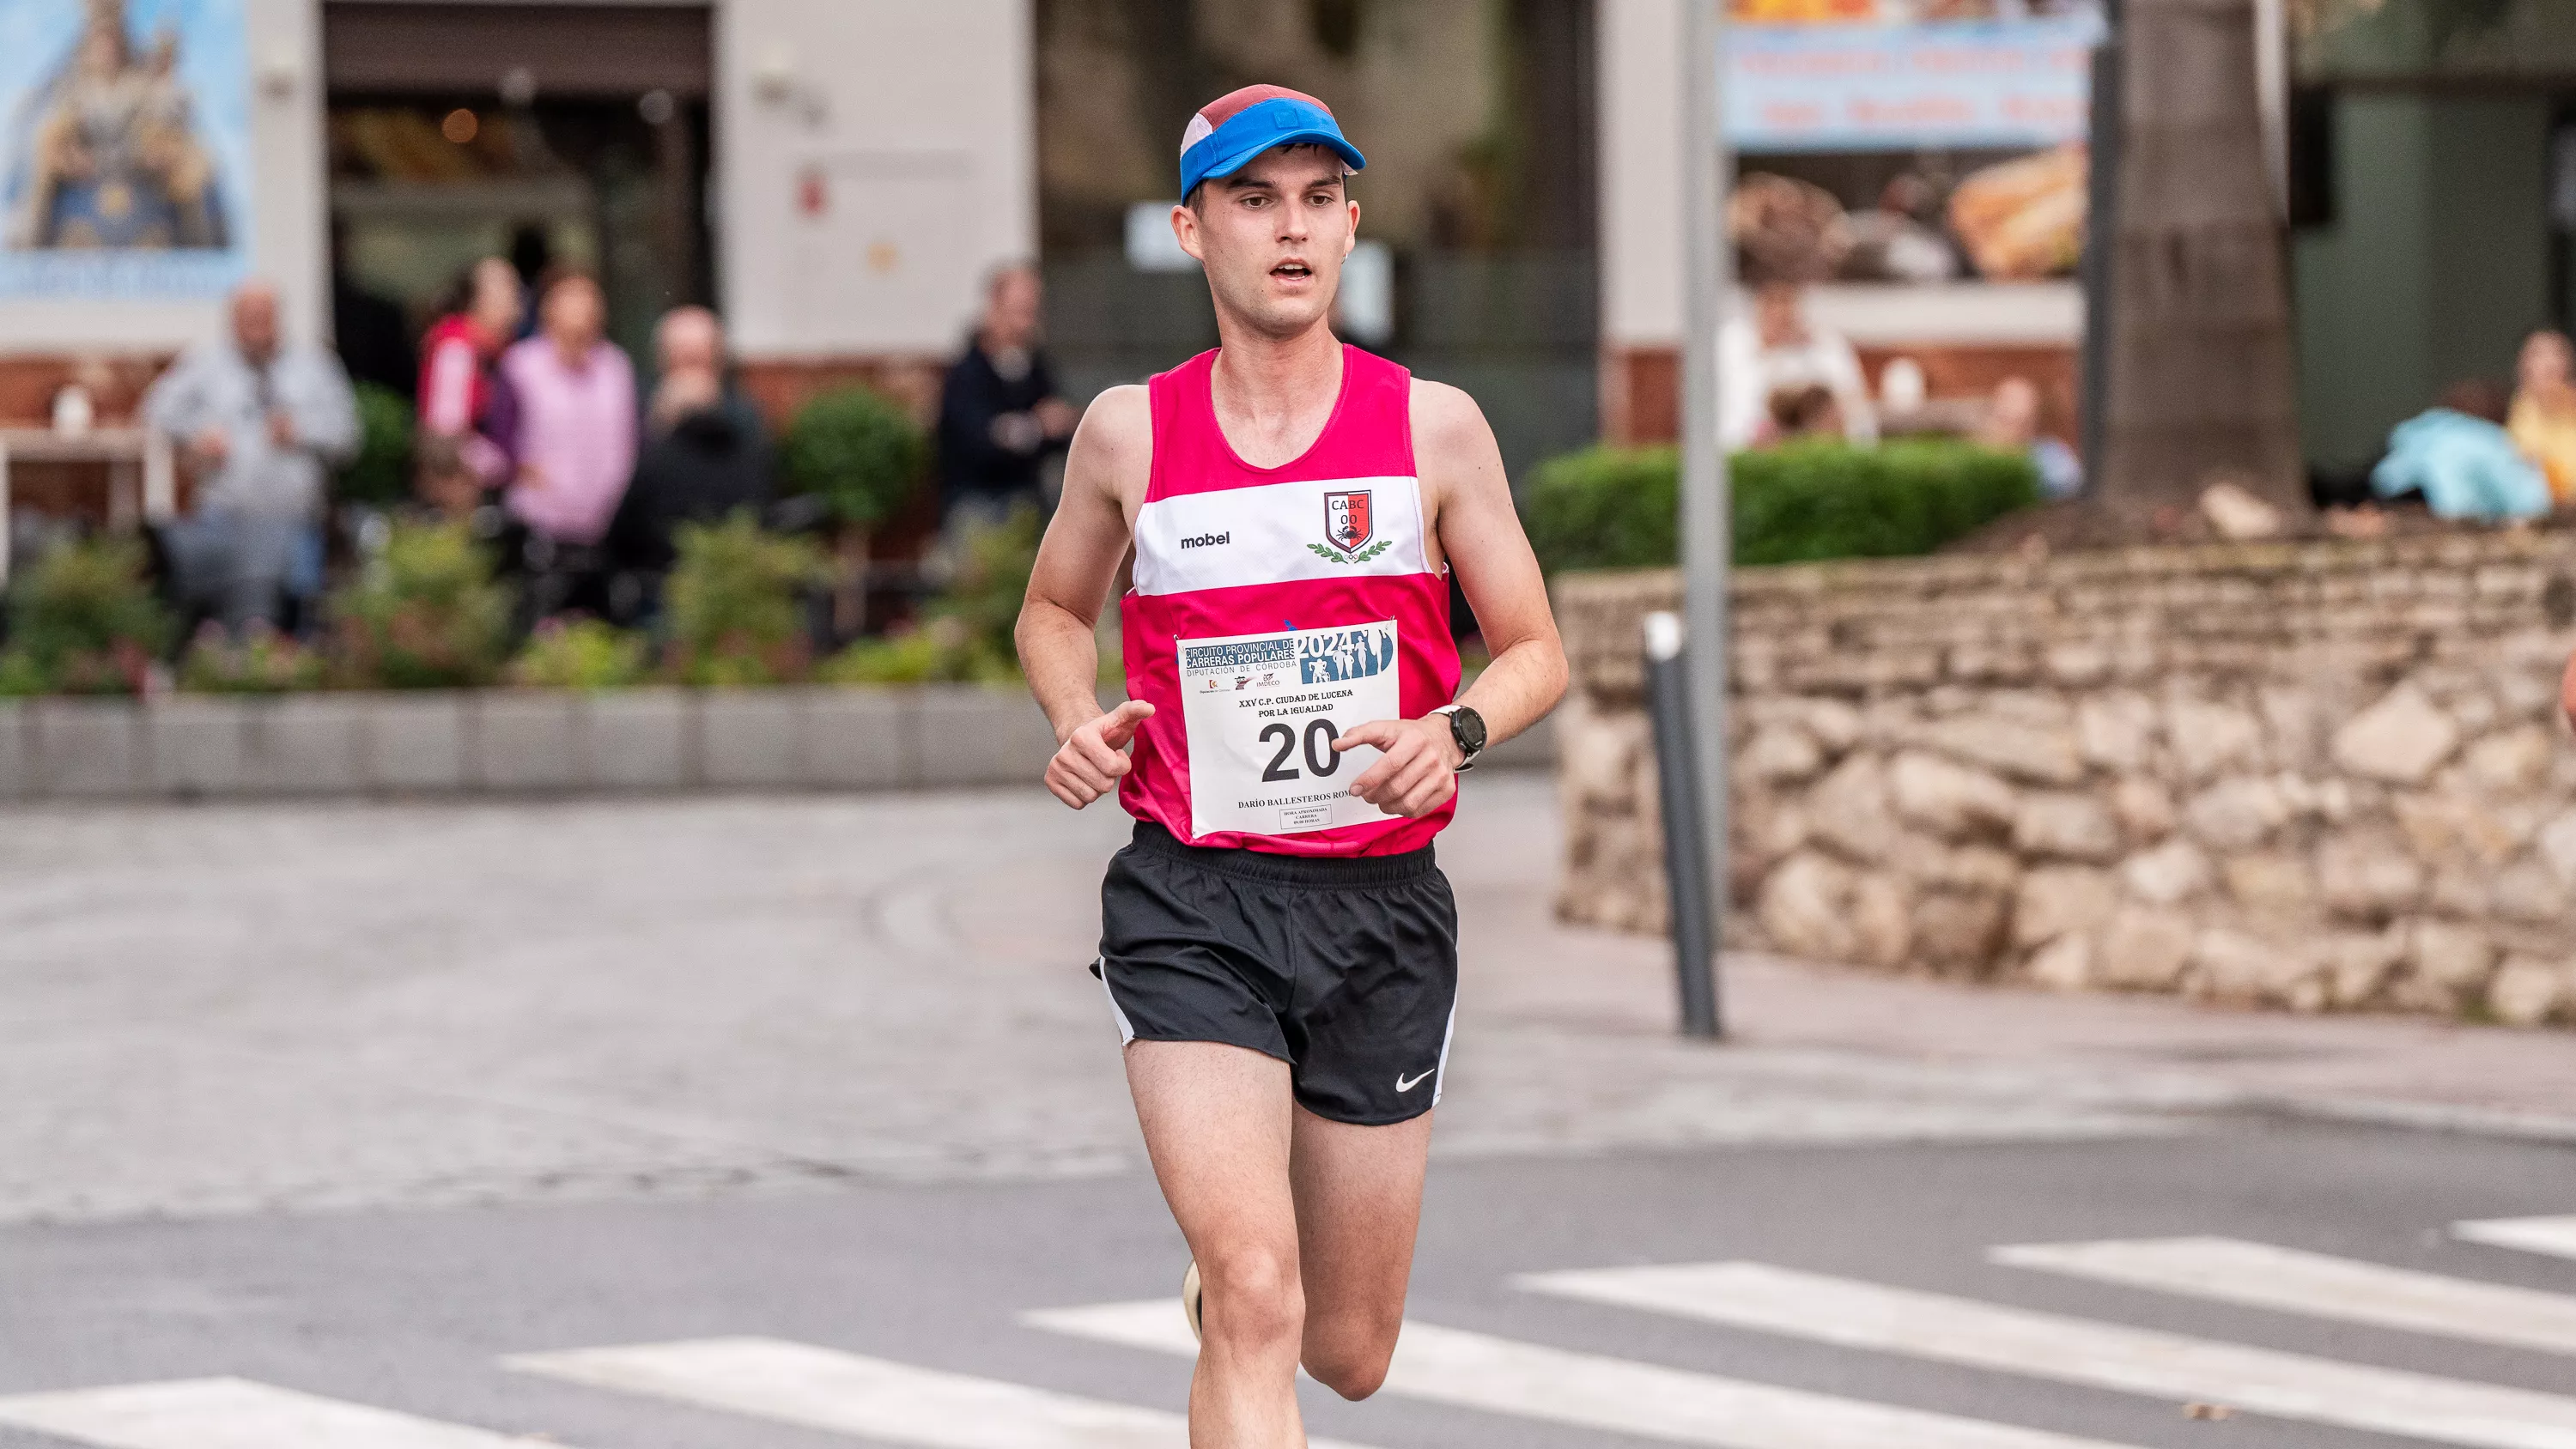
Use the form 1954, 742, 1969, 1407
1555, 533, 2576, 1028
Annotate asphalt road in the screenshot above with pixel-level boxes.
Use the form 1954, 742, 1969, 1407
4, 1122, 2576, 1449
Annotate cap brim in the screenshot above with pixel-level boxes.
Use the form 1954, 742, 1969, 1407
1196, 130, 1367, 187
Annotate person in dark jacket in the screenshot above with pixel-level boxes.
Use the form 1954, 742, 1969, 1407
606, 367, 774, 613
936, 264, 1075, 528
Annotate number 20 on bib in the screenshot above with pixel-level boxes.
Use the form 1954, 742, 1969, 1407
1178, 620, 1400, 838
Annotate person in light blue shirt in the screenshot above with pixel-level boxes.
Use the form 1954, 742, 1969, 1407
143, 280, 359, 634
2372, 379, 2552, 524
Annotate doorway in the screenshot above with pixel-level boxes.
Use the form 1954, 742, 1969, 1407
321, 3, 714, 376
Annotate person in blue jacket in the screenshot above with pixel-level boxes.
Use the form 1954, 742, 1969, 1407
2372, 379, 2553, 523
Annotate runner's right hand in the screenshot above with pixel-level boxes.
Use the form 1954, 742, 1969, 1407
1047, 700, 1155, 809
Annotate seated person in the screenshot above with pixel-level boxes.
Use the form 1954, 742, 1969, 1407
1973, 375, 2083, 499
2372, 379, 2552, 524
2509, 329, 2576, 506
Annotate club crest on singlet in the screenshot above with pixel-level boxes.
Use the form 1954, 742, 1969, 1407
1323, 490, 1374, 555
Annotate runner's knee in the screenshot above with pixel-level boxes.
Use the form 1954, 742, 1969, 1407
1304, 1343, 1394, 1401
1200, 1243, 1304, 1348
1303, 1304, 1401, 1400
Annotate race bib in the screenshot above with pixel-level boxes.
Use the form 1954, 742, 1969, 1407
1179, 621, 1400, 838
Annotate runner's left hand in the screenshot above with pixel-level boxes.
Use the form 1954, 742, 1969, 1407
1335, 716, 1462, 818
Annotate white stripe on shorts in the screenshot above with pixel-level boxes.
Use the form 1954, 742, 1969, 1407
1097, 958, 1138, 1046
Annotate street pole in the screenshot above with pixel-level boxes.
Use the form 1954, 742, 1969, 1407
2079, 0, 2121, 480
1645, 612, 1719, 1038
1677, 0, 1731, 1039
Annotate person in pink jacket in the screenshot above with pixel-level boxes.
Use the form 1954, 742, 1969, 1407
488, 270, 637, 549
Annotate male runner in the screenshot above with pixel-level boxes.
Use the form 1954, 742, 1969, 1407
1017, 86, 1566, 1446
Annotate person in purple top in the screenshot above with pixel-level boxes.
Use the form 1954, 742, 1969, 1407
485, 270, 637, 617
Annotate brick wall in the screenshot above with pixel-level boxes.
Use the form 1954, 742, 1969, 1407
1554, 533, 2576, 1028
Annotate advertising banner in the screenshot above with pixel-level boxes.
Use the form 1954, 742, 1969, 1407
0, 0, 254, 300
1729, 16, 2104, 154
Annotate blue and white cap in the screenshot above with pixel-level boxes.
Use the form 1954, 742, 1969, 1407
1179, 85, 1366, 200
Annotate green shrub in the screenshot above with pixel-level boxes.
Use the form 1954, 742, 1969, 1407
0, 535, 170, 695
783, 387, 927, 527
179, 622, 325, 694
339, 382, 415, 507
1521, 440, 2041, 573
507, 617, 650, 690
819, 616, 1019, 686
1519, 446, 1680, 574
819, 503, 1039, 686
1734, 439, 2043, 565
663, 513, 831, 686
329, 521, 513, 688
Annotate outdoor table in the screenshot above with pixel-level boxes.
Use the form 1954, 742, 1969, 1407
0, 427, 175, 586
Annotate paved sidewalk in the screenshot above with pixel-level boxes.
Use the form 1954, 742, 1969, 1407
1, 773, 2566, 1229
1716, 954, 2576, 1139
1440, 797, 2576, 1143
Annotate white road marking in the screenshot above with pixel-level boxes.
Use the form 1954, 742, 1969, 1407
1025, 1300, 2146, 1449
1992, 1237, 2576, 1356
0, 1377, 554, 1449
2458, 1217, 2576, 1264
1521, 1260, 2576, 1449
508, 1335, 1381, 1449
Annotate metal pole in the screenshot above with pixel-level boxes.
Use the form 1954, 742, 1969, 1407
1678, 0, 1732, 1036
2079, 0, 2121, 482
1645, 612, 1718, 1038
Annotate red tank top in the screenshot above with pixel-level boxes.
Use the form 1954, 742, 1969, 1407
1119, 346, 1461, 856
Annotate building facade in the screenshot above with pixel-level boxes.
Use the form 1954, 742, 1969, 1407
0, 0, 1032, 429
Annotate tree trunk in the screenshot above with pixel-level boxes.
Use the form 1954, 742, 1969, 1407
2100, 0, 2306, 525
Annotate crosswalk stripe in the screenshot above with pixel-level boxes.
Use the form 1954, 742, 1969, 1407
2458, 1217, 2576, 1264
1025, 1300, 2146, 1449
0, 1377, 552, 1449
507, 1335, 1382, 1449
1991, 1237, 2576, 1356
1520, 1261, 2576, 1449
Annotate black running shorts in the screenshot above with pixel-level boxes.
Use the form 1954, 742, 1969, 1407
1094, 822, 1459, 1126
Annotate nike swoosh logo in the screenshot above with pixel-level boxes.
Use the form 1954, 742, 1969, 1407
1395, 1070, 1436, 1093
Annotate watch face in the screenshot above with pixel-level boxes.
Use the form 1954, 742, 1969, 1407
1452, 706, 1487, 754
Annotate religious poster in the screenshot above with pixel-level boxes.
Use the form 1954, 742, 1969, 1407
0, 0, 253, 298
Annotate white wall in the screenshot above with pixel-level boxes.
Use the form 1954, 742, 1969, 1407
0, 0, 329, 354
1599, 0, 1685, 350
717, 0, 1035, 360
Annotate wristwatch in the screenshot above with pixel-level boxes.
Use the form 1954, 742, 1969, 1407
1431, 704, 1486, 773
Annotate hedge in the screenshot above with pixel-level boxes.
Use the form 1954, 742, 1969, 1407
1520, 439, 2040, 573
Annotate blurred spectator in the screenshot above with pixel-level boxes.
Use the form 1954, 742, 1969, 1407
2508, 328, 2576, 506
1767, 383, 1844, 441
489, 269, 637, 549
938, 263, 1075, 528
2372, 379, 2552, 524
143, 279, 357, 634
413, 431, 481, 520
607, 366, 775, 584
1719, 282, 1877, 450
416, 257, 521, 497
1974, 375, 2083, 499
653, 304, 771, 457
